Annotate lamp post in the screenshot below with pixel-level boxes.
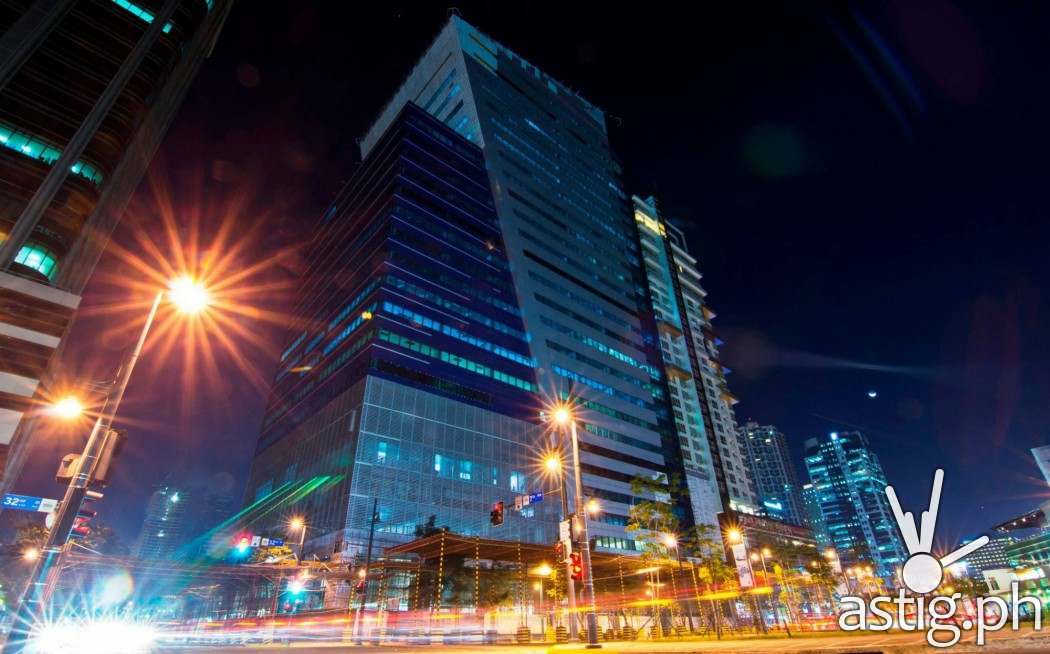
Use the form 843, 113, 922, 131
289, 517, 307, 565
3, 277, 210, 654
664, 534, 694, 632
544, 450, 578, 639
553, 405, 601, 648
534, 563, 553, 635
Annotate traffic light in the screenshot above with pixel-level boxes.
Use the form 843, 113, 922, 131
490, 500, 504, 526
354, 580, 366, 594
554, 541, 564, 563
91, 429, 125, 487
69, 490, 103, 540
569, 551, 583, 581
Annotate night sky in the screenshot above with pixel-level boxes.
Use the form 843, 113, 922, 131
9, 2, 1050, 550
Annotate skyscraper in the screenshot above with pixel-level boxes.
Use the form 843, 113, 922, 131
361, 17, 681, 553
740, 421, 805, 526
803, 431, 906, 580
134, 485, 188, 560
245, 104, 557, 558
631, 196, 757, 531
0, 0, 232, 491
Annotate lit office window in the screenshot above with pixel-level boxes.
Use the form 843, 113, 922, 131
14, 244, 57, 280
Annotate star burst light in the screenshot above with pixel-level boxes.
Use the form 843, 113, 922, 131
82, 172, 299, 415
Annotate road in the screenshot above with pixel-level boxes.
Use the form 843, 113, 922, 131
156, 627, 1050, 654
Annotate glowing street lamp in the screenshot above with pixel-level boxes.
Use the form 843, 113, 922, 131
586, 499, 601, 516
50, 397, 84, 420
726, 528, 743, 545
21, 548, 38, 563
544, 454, 562, 474
547, 402, 600, 648
7, 276, 213, 654
167, 275, 210, 314
535, 563, 553, 577
289, 516, 307, 564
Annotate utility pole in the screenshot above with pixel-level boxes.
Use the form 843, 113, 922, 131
556, 433, 578, 639
353, 498, 379, 645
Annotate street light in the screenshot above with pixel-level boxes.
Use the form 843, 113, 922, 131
663, 533, 694, 631
586, 499, 600, 516
726, 528, 743, 545
550, 402, 601, 648
4, 276, 212, 654
49, 397, 84, 420
544, 454, 562, 474
21, 549, 38, 563
289, 517, 307, 565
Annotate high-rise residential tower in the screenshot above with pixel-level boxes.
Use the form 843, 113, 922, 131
740, 421, 805, 526
804, 431, 906, 580
631, 196, 757, 532
361, 18, 680, 553
0, 0, 232, 491
245, 104, 558, 558
134, 485, 188, 559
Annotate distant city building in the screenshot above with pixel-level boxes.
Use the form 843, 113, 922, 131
1032, 446, 1050, 488
740, 421, 805, 526
631, 195, 756, 531
293, 15, 682, 555
803, 431, 907, 581
1005, 533, 1050, 568
801, 482, 830, 547
134, 485, 189, 560
0, 0, 232, 492
960, 534, 1014, 574
245, 104, 559, 559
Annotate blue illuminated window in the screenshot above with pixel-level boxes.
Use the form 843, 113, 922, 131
14, 243, 57, 280
0, 123, 104, 186
111, 0, 173, 33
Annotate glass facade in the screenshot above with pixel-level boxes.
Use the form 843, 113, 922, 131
739, 421, 806, 526
632, 195, 758, 532
246, 105, 557, 557
803, 431, 907, 580
363, 17, 679, 552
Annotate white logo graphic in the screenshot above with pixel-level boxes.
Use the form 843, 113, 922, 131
885, 468, 989, 593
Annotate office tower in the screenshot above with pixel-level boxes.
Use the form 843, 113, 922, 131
362, 18, 680, 553
960, 534, 1013, 574
803, 431, 907, 580
245, 104, 558, 558
0, 0, 232, 489
134, 485, 188, 559
801, 482, 830, 547
1032, 446, 1050, 488
740, 421, 805, 526
631, 196, 756, 531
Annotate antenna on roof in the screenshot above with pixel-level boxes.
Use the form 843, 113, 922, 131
447, 7, 462, 18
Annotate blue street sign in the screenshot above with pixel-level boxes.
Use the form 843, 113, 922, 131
528, 491, 543, 504
2, 493, 57, 513
271, 538, 284, 546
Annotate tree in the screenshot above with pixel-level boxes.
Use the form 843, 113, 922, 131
626, 473, 680, 555
414, 515, 448, 538
250, 544, 296, 564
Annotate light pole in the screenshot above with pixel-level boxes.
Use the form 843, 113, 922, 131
3, 276, 209, 654
664, 533, 694, 632
533, 563, 553, 635
289, 517, 307, 565
544, 451, 578, 639
553, 405, 601, 648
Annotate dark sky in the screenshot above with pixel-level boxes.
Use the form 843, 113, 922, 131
10, 1, 1050, 550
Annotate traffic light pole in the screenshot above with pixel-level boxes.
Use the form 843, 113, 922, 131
353, 497, 379, 645
557, 439, 578, 640
2, 291, 162, 654
566, 419, 601, 648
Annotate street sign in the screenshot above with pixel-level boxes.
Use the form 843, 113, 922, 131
2, 493, 58, 513
559, 519, 572, 542
528, 491, 543, 504
514, 496, 523, 511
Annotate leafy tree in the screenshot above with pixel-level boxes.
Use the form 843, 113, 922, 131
250, 544, 296, 564
626, 473, 679, 556
414, 515, 448, 538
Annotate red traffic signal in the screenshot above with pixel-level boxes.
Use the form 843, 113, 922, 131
554, 541, 564, 562
569, 551, 583, 581
354, 580, 366, 594
490, 500, 505, 526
